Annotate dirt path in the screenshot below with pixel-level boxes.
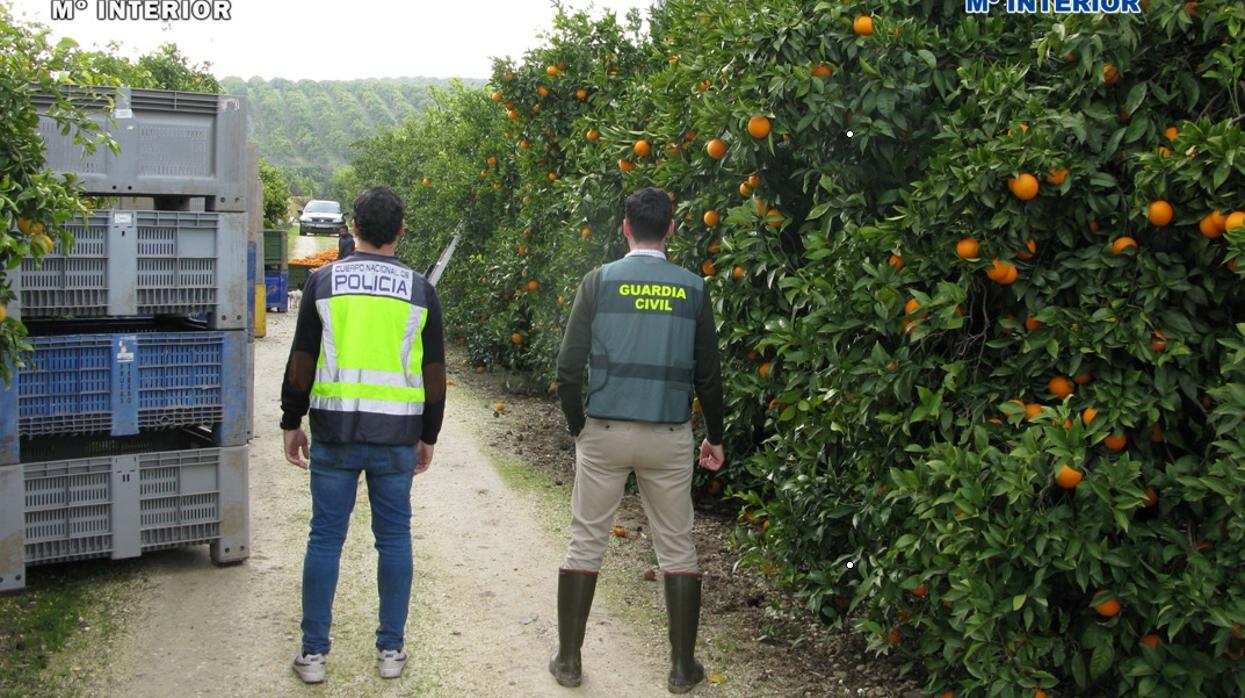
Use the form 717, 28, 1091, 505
51, 309, 722, 696
291, 232, 335, 259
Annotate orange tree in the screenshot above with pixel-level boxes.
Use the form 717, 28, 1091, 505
359, 0, 1245, 693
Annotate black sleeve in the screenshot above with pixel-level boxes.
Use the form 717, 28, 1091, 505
556, 269, 600, 436
693, 288, 725, 445
280, 271, 323, 430
419, 281, 447, 445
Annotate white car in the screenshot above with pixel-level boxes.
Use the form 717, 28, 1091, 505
298, 200, 345, 236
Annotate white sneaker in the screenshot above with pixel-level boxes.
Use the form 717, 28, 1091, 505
292, 652, 326, 683
377, 649, 407, 679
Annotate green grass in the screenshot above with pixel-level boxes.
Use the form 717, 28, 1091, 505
0, 560, 142, 697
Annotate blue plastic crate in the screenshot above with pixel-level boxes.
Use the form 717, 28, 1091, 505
264, 269, 288, 313
0, 326, 248, 463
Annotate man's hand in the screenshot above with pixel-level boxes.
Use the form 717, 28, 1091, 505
416, 441, 435, 475
284, 429, 310, 469
698, 439, 725, 471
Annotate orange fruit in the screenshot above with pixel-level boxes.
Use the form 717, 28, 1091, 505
904, 298, 922, 316
1035, 691, 1048, 698
696, 80, 711, 93
759, 362, 772, 379
854, 15, 874, 36
475, 365, 487, 374
1200, 212, 1225, 238
1017, 239, 1038, 261
1111, 236, 1137, 255
913, 583, 929, 598
519, 139, 530, 150
708, 238, 722, 254
33, 234, 54, 254
1089, 220, 1101, 234
955, 238, 980, 260
527, 280, 539, 292
732, 265, 745, 279
706, 138, 728, 160
576, 88, 587, 100
1093, 590, 1122, 617
747, 174, 763, 188
701, 259, 717, 276
703, 210, 720, 227
0, 305, 6, 323
1024, 403, 1043, 421
1082, 407, 1099, 426
1074, 372, 1093, 385
738, 181, 752, 197
547, 171, 558, 181
1143, 487, 1158, 507
1008, 173, 1039, 201
1104, 63, 1120, 86
1045, 168, 1069, 186
812, 63, 833, 78
1103, 432, 1128, 452
633, 139, 651, 157
1148, 200, 1173, 227
1158, 146, 1172, 158
766, 208, 783, 228
1150, 423, 1164, 442
586, 128, 599, 141
511, 333, 524, 345
1225, 211, 1245, 232
986, 259, 1018, 285
1140, 634, 1160, 649
618, 159, 635, 173
888, 255, 905, 270
1164, 126, 1179, 141
1048, 376, 1074, 399
1151, 330, 1167, 352
537, 86, 549, 98
1024, 316, 1043, 332
421, 177, 432, 187
557, 295, 567, 307
506, 109, 518, 120
580, 227, 591, 240
886, 625, 901, 646
1055, 464, 1084, 489
747, 115, 772, 139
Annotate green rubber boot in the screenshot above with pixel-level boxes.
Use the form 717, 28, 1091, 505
549, 568, 598, 687
665, 573, 705, 694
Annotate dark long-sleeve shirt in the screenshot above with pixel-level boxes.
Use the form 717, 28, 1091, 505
556, 261, 725, 444
280, 253, 446, 444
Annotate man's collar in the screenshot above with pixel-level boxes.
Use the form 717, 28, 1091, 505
626, 249, 667, 260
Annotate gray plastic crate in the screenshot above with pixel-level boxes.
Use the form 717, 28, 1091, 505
0, 436, 249, 593
10, 210, 248, 329
35, 87, 247, 211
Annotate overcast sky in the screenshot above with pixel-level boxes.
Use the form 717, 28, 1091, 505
9, 0, 655, 80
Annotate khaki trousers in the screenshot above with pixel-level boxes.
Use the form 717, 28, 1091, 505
564, 416, 698, 574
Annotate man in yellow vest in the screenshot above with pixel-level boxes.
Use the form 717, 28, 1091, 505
280, 186, 446, 684
550, 187, 726, 693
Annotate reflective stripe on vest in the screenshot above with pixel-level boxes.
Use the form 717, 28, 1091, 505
585, 256, 703, 424
309, 264, 428, 420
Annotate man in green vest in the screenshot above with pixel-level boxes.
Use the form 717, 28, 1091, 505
550, 187, 726, 694
280, 186, 446, 684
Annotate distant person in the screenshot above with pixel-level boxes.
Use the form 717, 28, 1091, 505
550, 187, 725, 694
281, 186, 446, 683
336, 224, 355, 259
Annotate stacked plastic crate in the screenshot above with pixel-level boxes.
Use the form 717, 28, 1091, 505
263, 229, 289, 313
0, 87, 252, 593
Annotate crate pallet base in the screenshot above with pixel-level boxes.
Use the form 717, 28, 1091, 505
0, 433, 249, 593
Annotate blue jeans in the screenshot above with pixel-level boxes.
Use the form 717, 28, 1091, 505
301, 441, 416, 655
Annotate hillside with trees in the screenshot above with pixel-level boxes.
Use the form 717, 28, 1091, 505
220, 76, 482, 196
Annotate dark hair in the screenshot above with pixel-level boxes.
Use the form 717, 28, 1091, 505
351, 186, 405, 246
624, 187, 672, 243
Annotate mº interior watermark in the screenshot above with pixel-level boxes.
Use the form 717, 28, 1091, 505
50, 0, 233, 21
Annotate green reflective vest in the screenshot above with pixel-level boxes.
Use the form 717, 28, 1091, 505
586, 254, 704, 424
308, 255, 430, 444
